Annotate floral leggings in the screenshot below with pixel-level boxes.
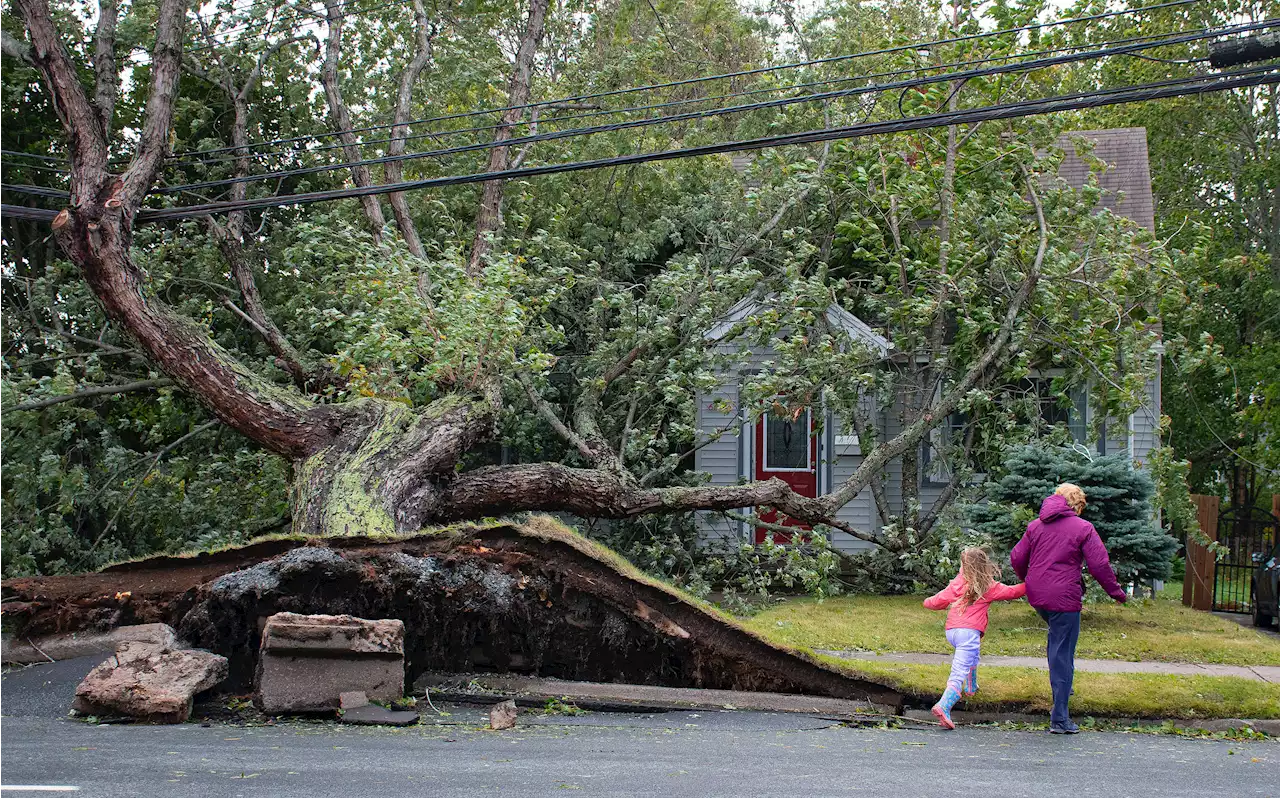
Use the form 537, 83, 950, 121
945, 627, 982, 687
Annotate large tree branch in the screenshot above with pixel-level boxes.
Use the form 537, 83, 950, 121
15, 0, 109, 181
467, 0, 550, 274
20, 0, 332, 458
384, 0, 433, 258
820, 170, 1047, 513
321, 0, 386, 239
4, 378, 174, 414
438, 463, 826, 526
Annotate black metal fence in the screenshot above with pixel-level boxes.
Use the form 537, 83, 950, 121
1212, 507, 1280, 613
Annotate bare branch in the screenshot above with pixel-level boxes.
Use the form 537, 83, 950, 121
518, 372, 598, 463
91, 0, 119, 137
321, 0, 386, 238
385, 0, 434, 257
4, 378, 175, 414
850, 407, 891, 527
118, 0, 187, 211
467, 0, 550, 273
240, 35, 312, 102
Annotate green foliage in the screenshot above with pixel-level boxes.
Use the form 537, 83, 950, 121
593, 515, 842, 613
968, 444, 1177, 583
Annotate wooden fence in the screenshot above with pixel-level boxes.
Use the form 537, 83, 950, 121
1182, 494, 1219, 611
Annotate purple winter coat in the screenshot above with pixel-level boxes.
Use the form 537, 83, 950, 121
1010, 494, 1127, 612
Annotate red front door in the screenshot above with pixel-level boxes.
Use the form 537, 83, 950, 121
754, 405, 817, 543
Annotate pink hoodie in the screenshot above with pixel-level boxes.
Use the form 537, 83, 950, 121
923, 573, 1027, 634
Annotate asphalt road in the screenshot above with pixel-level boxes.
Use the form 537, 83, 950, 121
2, 659, 1276, 798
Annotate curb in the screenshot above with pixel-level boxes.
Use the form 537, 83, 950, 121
902, 709, 1280, 735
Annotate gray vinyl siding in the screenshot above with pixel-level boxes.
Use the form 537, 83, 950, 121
1129, 371, 1161, 467
693, 343, 780, 542
694, 368, 743, 544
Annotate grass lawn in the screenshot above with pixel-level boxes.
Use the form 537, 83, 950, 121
814, 655, 1280, 720
745, 586, 1280, 666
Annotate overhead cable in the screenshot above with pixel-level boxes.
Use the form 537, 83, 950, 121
168, 27, 1203, 169
153, 20, 1276, 196
168, 0, 1208, 160
130, 66, 1279, 222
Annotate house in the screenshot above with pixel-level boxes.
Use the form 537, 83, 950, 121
694, 129, 1163, 554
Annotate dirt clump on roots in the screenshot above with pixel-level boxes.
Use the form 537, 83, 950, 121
2, 518, 903, 708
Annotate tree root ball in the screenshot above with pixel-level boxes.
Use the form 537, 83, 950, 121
1, 519, 902, 709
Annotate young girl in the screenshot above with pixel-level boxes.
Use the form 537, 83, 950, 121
923, 548, 1027, 729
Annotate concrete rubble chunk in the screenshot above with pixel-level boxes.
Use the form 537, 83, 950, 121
3, 623, 179, 665
339, 691, 369, 710
72, 641, 228, 724
256, 613, 405, 714
489, 699, 518, 730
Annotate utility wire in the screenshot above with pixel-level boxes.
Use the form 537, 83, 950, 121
7, 68, 1274, 222
152, 21, 1276, 196
167, 0, 1209, 160
125, 66, 1280, 221
167, 27, 1203, 169
1, 150, 70, 164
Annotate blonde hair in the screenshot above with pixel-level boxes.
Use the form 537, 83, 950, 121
1054, 483, 1087, 514
960, 548, 999, 606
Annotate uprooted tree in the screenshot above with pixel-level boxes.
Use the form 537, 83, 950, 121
4, 0, 1176, 575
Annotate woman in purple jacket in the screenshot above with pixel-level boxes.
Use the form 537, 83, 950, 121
1010, 483, 1127, 734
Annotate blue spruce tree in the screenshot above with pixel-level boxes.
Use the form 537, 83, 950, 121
969, 444, 1176, 582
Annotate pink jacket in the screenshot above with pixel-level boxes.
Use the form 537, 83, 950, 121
923, 574, 1027, 634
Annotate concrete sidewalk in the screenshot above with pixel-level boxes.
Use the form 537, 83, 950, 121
818, 649, 1280, 683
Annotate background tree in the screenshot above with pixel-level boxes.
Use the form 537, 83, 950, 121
1082, 0, 1279, 511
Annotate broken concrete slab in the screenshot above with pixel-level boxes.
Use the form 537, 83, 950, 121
339, 691, 369, 710
259, 613, 404, 656
489, 699, 518, 730
3, 623, 178, 665
72, 641, 228, 723
418, 673, 898, 720
256, 613, 404, 714
338, 704, 419, 726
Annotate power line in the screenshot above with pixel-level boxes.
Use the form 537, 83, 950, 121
0, 204, 57, 221
153, 21, 1276, 196
1, 184, 70, 199
167, 27, 1200, 169
131, 66, 1279, 222
1, 150, 69, 164
167, 0, 1209, 160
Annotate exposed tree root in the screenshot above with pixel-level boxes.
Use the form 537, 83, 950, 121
1, 518, 903, 709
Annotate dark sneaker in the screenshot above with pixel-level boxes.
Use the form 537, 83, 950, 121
1049, 721, 1080, 734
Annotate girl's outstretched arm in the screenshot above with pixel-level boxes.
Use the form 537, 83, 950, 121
923, 574, 965, 610
986, 582, 1028, 602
